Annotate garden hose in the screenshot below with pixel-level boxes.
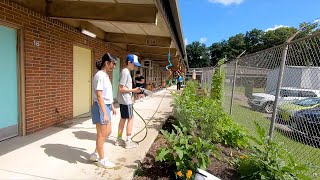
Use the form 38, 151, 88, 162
131, 87, 169, 143
131, 47, 174, 143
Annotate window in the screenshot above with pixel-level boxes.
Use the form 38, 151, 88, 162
299, 91, 317, 97
294, 98, 320, 107
280, 90, 299, 97
269, 90, 276, 95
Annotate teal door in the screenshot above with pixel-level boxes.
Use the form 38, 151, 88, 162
112, 58, 120, 101
0, 25, 18, 141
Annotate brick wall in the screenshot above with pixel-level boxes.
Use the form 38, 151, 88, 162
0, 0, 129, 134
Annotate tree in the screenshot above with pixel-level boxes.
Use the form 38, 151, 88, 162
263, 27, 297, 48
296, 21, 319, 39
209, 34, 245, 66
186, 41, 210, 68
227, 33, 246, 58
244, 28, 265, 53
287, 21, 320, 66
189, 21, 320, 68
209, 42, 224, 66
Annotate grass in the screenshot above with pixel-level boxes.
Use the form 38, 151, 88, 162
224, 85, 265, 94
222, 84, 264, 112
228, 100, 320, 179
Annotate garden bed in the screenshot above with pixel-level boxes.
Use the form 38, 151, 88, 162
133, 77, 313, 180
133, 119, 240, 180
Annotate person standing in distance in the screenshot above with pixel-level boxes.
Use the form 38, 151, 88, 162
115, 54, 142, 149
177, 73, 183, 91
135, 70, 145, 100
89, 53, 117, 168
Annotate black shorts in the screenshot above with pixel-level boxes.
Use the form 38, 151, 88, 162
120, 104, 133, 119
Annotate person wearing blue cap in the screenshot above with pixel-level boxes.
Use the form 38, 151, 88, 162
115, 54, 142, 149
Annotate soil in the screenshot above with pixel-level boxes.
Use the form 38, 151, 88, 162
206, 144, 240, 180
132, 133, 174, 180
133, 118, 241, 180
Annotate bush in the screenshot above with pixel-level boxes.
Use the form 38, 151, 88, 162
156, 125, 218, 180
173, 81, 200, 131
173, 80, 249, 149
235, 122, 310, 180
210, 59, 225, 104
219, 115, 249, 149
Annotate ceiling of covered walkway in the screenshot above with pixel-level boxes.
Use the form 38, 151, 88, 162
12, 0, 187, 69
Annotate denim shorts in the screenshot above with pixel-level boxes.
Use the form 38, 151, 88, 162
91, 102, 111, 125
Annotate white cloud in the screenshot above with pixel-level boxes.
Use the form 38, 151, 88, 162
313, 19, 320, 24
265, 25, 289, 32
208, 0, 244, 6
200, 37, 207, 43
184, 38, 188, 45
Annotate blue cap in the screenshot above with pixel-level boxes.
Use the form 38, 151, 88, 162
126, 54, 141, 67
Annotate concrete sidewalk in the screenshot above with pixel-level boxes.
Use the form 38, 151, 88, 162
0, 87, 176, 180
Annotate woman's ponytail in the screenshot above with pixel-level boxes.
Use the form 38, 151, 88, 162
96, 53, 116, 70
95, 60, 103, 70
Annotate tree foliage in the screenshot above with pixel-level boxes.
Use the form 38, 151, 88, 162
263, 27, 297, 48
186, 22, 319, 67
186, 41, 210, 68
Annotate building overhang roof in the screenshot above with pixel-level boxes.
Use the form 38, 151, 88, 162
12, 0, 188, 69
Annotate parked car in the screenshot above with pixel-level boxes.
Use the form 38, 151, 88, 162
276, 98, 320, 124
248, 87, 320, 113
289, 105, 320, 142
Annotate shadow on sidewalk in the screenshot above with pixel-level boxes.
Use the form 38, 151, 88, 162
41, 144, 92, 164
72, 131, 115, 144
0, 116, 91, 157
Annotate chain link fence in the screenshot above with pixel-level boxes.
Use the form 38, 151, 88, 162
201, 32, 320, 178
186, 67, 215, 90
201, 67, 215, 92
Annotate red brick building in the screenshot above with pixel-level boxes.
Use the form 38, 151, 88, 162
0, 0, 187, 141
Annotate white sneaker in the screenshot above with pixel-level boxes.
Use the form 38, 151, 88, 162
89, 152, 99, 162
125, 141, 138, 149
114, 139, 126, 146
97, 159, 116, 169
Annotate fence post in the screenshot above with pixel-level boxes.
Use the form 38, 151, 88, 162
210, 69, 213, 92
229, 60, 238, 115
269, 44, 289, 139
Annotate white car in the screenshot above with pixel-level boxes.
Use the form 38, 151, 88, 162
248, 87, 320, 113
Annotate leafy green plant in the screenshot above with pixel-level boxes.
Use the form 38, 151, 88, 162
156, 125, 218, 180
199, 109, 249, 149
173, 81, 200, 131
210, 59, 225, 104
133, 165, 143, 177
220, 115, 249, 149
235, 122, 310, 180
196, 97, 223, 143
217, 58, 226, 66
173, 80, 249, 149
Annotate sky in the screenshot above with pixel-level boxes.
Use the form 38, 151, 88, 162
178, 0, 320, 46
